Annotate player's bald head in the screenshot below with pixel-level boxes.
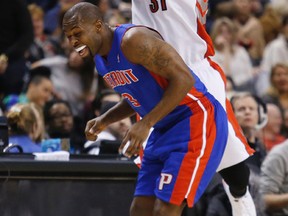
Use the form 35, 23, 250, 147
63, 2, 102, 27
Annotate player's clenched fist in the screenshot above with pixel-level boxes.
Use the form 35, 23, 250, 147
85, 117, 106, 141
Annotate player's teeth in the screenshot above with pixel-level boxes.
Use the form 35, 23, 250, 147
75, 45, 86, 52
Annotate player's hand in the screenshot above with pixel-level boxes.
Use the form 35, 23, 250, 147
119, 120, 150, 158
85, 117, 106, 141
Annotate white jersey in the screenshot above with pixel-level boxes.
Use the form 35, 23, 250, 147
132, 0, 253, 171
132, 0, 214, 67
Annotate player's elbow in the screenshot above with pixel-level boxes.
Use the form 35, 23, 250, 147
182, 72, 195, 90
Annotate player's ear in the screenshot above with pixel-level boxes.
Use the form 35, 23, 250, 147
95, 20, 103, 33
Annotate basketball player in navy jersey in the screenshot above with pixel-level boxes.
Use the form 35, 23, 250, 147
63, 2, 241, 216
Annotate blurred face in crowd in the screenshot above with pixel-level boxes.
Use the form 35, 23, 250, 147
214, 23, 234, 51
271, 65, 288, 93
28, 78, 54, 107
233, 95, 259, 130
264, 104, 283, 134
48, 103, 74, 136
234, 0, 252, 16
32, 14, 44, 38
211, 18, 236, 51
218, 24, 233, 44
250, 0, 262, 14
98, 0, 110, 15
107, 117, 132, 140
28, 4, 44, 38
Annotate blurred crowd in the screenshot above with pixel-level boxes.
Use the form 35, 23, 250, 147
0, 0, 288, 215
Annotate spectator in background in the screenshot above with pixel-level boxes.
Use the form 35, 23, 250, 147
232, 0, 265, 66
269, 0, 288, 18
6, 103, 42, 153
92, 88, 121, 117
259, 139, 288, 215
259, 4, 282, 45
43, 99, 84, 153
230, 92, 268, 216
257, 16, 288, 95
84, 0, 111, 21
84, 101, 132, 155
210, 17, 255, 92
25, 0, 58, 12
44, 0, 81, 37
203, 92, 268, 216
31, 36, 97, 117
206, 0, 235, 33
0, 0, 34, 97
3, 73, 53, 111
262, 63, 288, 111
83, 88, 122, 134
231, 92, 267, 172
44, 100, 73, 139
26, 3, 62, 64
260, 103, 286, 151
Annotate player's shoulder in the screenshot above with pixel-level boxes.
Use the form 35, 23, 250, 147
122, 25, 160, 45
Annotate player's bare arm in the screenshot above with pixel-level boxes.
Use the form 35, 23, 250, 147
122, 27, 194, 129
85, 99, 135, 141
119, 27, 195, 157
122, 27, 194, 127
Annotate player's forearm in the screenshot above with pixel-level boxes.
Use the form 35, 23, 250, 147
141, 75, 194, 128
101, 99, 135, 125
264, 193, 288, 211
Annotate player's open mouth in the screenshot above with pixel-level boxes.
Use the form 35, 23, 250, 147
75, 45, 87, 56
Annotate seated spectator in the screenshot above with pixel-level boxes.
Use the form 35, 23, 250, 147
259, 4, 282, 45
257, 15, 288, 95
43, 0, 81, 37
84, 101, 132, 155
210, 17, 255, 91
31, 43, 97, 116
25, 0, 58, 12
231, 92, 267, 172
232, 0, 265, 66
202, 92, 268, 215
6, 103, 42, 153
269, 0, 288, 19
84, 0, 111, 22
43, 99, 84, 153
3, 73, 53, 110
0, 0, 34, 96
83, 88, 122, 135
260, 103, 286, 151
259, 139, 288, 215
231, 92, 268, 216
262, 63, 288, 111
92, 88, 121, 117
25, 3, 61, 64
